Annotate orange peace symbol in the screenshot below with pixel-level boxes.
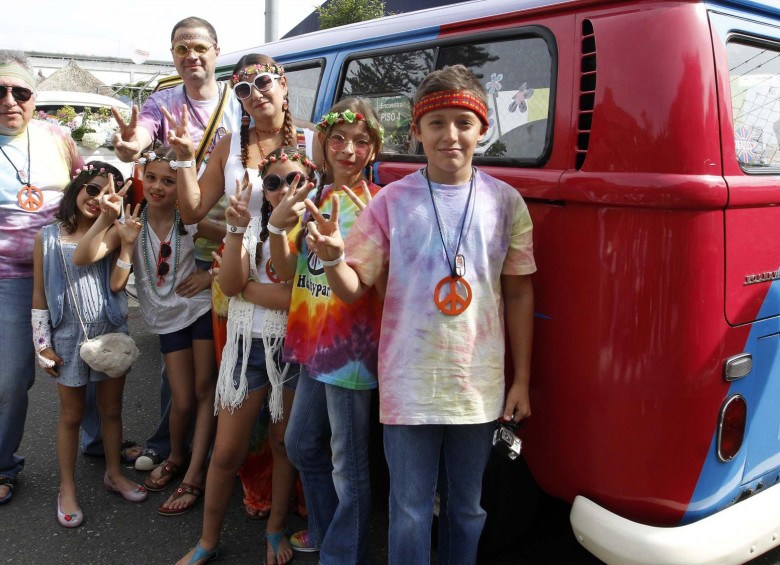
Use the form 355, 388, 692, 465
17, 185, 44, 212
266, 259, 282, 283
434, 276, 472, 316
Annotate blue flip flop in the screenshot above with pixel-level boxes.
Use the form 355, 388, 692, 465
266, 531, 293, 564
0, 477, 14, 505
187, 543, 218, 565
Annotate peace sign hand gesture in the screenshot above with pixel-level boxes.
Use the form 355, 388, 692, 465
111, 105, 142, 162
115, 203, 142, 247
161, 105, 196, 160
268, 177, 314, 231
305, 194, 345, 262
98, 175, 131, 222
342, 180, 373, 215
226, 174, 253, 229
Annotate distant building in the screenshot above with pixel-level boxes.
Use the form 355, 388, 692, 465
284, 0, 462, 37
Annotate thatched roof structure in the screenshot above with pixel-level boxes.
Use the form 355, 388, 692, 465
37, 60, 104, 93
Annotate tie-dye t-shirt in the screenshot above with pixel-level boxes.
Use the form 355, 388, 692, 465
284, 182, 383, 390
345, 169, 536, 425
0, 121, 82, 278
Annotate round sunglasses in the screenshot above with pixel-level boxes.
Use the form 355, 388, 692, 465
327, 134, 372, 157
171, 43, 214, 57
263, 171, 307, 192
234, 73, 280, 100
82, 184, 104, 198
0, 85, 33, 103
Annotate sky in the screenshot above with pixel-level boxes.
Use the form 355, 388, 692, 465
1, 0, 325, 62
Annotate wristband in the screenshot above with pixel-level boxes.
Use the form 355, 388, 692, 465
116, 258, 133, 270
267, 223, 287, 236
226, 224, 247, 234
31, 309, 55, 368
171, 159, 196, 169
320, 253, 345, 267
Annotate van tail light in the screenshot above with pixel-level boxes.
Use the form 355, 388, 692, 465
717, 395, 747, 462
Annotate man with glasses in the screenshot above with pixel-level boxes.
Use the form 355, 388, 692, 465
111, 17, 242, 473
0, 50, 83, 505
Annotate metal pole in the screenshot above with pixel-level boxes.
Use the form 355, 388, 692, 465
265, 0, 279, 42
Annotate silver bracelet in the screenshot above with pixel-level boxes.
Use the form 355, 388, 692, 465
116, 258, 133, 270
171, 159, 196, 169
320, 252, 345, 267
267, 223, 287, 236
226, 224, 247, 234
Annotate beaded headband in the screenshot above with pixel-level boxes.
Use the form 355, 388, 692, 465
72, 164, 124, 187
172, 32, 215, 44
135, 151, 186, 169
231, 63, 285, 85
316, 110, 384, 144
258, 150, 317, 176
413, 90, 489, 126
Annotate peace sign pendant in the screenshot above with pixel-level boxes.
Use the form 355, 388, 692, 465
434, 275, 472, 316
17, 185, 44, 212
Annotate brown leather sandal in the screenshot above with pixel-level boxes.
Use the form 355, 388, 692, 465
143, 459, 180, 492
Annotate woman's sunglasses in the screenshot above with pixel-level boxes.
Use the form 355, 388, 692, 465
171, 43, 214, 57
263, 171, 307, 192
234, 73, 279, 100
83, 184, 103, 198
0, 85, 33, 103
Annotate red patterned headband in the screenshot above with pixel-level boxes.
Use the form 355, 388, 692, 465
413, 90, 489, 126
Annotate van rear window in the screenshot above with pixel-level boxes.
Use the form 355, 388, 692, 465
340, 34, 554, 164
727, 40, 780, 171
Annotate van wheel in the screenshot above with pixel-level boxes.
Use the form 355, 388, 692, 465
478, 451, 541, 555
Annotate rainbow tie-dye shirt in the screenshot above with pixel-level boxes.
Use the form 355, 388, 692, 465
284, 182, 383, 390
345, 170, 536, 425
0, 121, 82, 278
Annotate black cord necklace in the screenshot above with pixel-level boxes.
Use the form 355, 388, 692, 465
425, 166, 476, 278
183, 82, 222, 132
0, 128, 30, 186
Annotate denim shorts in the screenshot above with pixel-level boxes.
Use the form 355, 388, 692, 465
159, 310, 214, 354
234, 337, 300, 393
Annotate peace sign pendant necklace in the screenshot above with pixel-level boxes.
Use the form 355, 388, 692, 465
1, 130, 43, 212
425, 167, 476, 316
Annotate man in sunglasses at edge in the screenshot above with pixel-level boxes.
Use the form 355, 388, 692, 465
0, 50, 84, 506
108, 17, 244, 474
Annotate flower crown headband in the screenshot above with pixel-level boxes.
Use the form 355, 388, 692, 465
72, 164, 124, 187
413, 90, 489, 127
135, 151, 188, 170
231, 63, 285, 85
316, 109, 385, 144
258, 151, 318, 176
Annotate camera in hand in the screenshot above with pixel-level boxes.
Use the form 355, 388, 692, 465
493, 421, 522, 461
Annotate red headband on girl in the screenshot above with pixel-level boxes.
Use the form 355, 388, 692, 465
413, 90, 489, 126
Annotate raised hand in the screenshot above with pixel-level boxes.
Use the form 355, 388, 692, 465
268, 177, 314, 231
111, 105, 141, 161
115, 203, 142, 246
304, 194, 344, 261
98, 175, 131, 221
342, 180, 373, 215
226, 174, 253, 228
161, 105, 196, 160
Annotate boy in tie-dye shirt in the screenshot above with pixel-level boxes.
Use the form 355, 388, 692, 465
305, 65, 536, 565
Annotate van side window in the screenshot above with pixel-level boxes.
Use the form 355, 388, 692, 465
285, 62, 324, 122
343, 50, 435, 154
727, 40, 780, 171
438, 37, 553, 162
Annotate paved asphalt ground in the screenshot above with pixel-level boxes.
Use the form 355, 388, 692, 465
2, 301, 780, 564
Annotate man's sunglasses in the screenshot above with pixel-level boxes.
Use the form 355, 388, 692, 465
171, 43, 214, 57
263, 172, 307, 192
0, 86, 33, 103
234, 73, 279, 100
83, 184, 103, 198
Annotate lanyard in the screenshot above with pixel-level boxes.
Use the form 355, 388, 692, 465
425, 167, 476, 278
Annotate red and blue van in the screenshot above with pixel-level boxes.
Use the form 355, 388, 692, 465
218, 1, 780, 562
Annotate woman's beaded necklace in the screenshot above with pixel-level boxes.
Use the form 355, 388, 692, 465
141, 207, 180, 299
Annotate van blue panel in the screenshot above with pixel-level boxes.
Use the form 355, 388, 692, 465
705, 0, 780, 21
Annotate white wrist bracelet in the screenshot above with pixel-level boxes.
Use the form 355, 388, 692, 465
267, 223, 287, 236
226, 224, 247, 234
320, 253, 345, 267
171, 159, 196, 169
116, 258, 133, 270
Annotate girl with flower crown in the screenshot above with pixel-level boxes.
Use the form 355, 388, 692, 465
32, 162, 147, 528
74, 147, 222, 519
266, 97, 384, 561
